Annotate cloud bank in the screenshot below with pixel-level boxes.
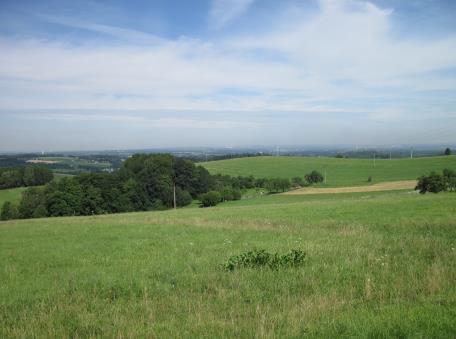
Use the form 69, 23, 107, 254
0, 0, 455, 150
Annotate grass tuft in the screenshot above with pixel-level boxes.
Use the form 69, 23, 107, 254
223, 249, 306, 271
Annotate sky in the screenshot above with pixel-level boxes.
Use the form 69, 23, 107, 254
0, 0, 455, 151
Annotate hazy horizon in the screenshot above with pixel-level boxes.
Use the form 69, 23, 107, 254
1, 0, 456, 151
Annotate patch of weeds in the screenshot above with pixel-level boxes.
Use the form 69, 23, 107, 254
223, 249, 306, 271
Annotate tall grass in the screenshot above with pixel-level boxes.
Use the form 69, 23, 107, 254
1, 191, 455, 337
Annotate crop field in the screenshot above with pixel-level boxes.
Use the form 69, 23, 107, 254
1, 190, 455, 337
0, 187, 26, 207
201, 155, 456, 187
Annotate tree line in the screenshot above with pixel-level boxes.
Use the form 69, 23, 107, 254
0, 166, 54, 189
1, 154, 326, 220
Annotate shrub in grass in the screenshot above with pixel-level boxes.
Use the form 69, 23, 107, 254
416, 171, 447, 193
223, 249, 306, 271
305, 170, 324, 184
200, 191, 221, 207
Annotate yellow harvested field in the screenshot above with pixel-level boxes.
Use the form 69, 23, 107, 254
284, 180, 417, 195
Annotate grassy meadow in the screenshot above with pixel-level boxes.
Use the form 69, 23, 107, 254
0, 187, 26, 207
1, 190, 456, 337
201, 155, 456, 186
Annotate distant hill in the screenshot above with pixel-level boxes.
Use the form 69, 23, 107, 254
201, 155, 456, 187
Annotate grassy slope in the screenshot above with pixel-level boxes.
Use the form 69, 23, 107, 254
0, 187, 26, 207
1, 191, 455, 337
0, 174, 65, 207
201, 155, 456, 186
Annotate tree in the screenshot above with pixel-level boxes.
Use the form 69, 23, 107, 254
176, 188, 192, 207
0, 169, 23, 189
200, 191, 221, 207
444, 148, 451, 156
80, 186, 105, 215
415, 172, 446, 194
221, 187, 234, 202
18, 187, 46, 218
23, 166, 36, 186
1, 201, 18, 220
443, 168, 456, 191
265, 178, 278, 193
305, 170, 324, 184
278, 178, 291, 192
291, 177, 305, 187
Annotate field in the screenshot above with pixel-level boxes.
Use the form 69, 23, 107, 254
201, 155, 456, 186
0, 187, 26, 207
34, 156, 113, 174
1, 190, 456, 337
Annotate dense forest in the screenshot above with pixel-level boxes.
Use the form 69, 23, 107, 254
0, 166, 54, 189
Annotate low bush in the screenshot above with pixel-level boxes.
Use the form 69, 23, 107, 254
305, 170, 324, 184
223, 249, 306, 271
416, 170, 453, 194
200, 191, 221, 207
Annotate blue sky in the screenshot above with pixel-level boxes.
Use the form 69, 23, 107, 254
0, 0, 455, 151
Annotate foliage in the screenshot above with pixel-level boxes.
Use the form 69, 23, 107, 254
444, 147, 451, 156
291, 176, 306, 187
223, 249, 306, 271
443, 168, 456, 191
0, 166, 53, 189
305, 170, 324, 184
265, 178, 291, 193
1, 201, 18, 220
416, 169, 456, 194
12, 154, 218, 218
176, 188, 192, 207
200, 191, 221, 207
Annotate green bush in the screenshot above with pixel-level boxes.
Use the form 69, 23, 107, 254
443, 168, 456, 191
200, 191, 221, 207
1, 201, 18, 220
305, 170, 324, 184
416, 171, 447, 194
176, 188, 192, 207
291, 177, 305, 187
223, 249, 306, 271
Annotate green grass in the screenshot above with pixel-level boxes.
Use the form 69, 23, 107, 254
0, 187, 26, 207
1, 190, 455, 337
201, 155, 456, 186
0, 174, 69, 208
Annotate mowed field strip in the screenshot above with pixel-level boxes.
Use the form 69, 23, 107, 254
285, 180, 417, 195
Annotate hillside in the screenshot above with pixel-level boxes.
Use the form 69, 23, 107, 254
201, 155, 456, 187
1, 190, 456, 337
0, 187, 26, 207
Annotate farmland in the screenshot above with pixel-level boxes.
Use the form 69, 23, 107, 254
1, 189, 456, 337
201, 155, 456, 187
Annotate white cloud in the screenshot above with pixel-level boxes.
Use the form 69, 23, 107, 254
209, 0, 255, 29
0, 0, 455, 123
